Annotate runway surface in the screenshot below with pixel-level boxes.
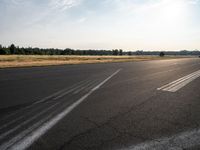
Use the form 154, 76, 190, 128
0, 58, 200, 150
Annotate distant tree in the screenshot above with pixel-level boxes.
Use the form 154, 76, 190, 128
128, 51, 132, 56
119, 49, 123, 56
10, 44, 16, 54
2, 44, 200, 56
112, 49, 119, 55
136, 50, 144, 55
0, 45, 5, 54
159, 52, 165, 57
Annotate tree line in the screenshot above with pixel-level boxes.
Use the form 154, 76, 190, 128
127, 50, 200, 56
0, 44, 123, 56
0, 44, 199, 56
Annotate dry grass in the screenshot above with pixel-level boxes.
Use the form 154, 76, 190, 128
0, 55, 189, 68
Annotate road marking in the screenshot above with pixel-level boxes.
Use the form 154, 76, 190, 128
0, 102, 60, 140
73, 80, 96, 94
84, 79, 102, 92
157, 70, 200, 90
157, 70, 200, 92
33, 79, 88, 104
1, 69, 121, 150
0, 79, 99, 141
121, 128, 200, 150
0, 109, 58, 150
0, 79, 91, 132
0, 79, 90, 124
53, 79, 92, 100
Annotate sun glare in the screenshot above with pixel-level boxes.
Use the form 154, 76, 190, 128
161, 1, 187, 23
150, 0, 189, 34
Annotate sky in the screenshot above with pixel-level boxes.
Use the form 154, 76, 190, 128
0, 0, 200, 51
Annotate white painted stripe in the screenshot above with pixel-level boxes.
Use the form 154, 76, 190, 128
53, 79, 92, 100
157, 70, 200, 90
2, 69, 121, 150
39, 79, 90, 101
157, 70, 200, 92
91, 69, 121, 92
0, 110, 57, 150
0, 79, 88, 123
0, 79, 89, 130
163, 72, 200, 92
31, 79, 88, 104
121, 128, 200, 150
161, 70, 200, 91
84, 79, 102, 92
73, 80, 96, 94
167, 72, 200, 92
0, 102, 60, 140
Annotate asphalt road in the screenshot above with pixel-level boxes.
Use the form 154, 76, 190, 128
0, 58, 200, 150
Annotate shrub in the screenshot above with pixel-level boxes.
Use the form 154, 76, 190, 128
159, 52, 165, 57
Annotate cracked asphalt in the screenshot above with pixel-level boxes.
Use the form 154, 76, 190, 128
0, 58, 200, 150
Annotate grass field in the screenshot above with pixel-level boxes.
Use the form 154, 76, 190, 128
0, 55, 190, 68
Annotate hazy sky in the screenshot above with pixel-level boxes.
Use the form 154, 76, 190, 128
0, 0, 200, 50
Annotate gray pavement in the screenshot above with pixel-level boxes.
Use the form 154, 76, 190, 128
0, 58, 200, 150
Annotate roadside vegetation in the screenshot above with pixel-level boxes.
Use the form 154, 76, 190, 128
0, 44, 200, 56
0, 55, 192, 68
0, 44, 198, 68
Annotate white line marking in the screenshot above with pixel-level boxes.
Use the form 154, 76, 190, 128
168, 73, 200, 92
73, 80, 96, 94
0, 102, 60, 140
91, 69, 121, 92
121, 128, 200, 150
2, 69, 121, 150
53, 79, 92, 100
157, 70, 200, 92
30, 79, 88, 104
0, 79, 90, 130
0, 110, 58, 150
161, 70, 200, 91
84, 79, 102, 92
157, 70, 200, 90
